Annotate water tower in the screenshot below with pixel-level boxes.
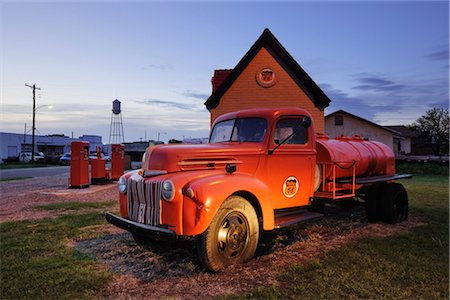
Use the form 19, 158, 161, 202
109, 99, 125, 144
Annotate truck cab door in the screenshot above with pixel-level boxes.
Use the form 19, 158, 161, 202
263, 116, 316, 209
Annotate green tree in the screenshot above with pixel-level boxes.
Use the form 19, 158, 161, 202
410, 107, 449, 156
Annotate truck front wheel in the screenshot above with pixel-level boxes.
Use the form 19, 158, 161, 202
196, 196, 259, 272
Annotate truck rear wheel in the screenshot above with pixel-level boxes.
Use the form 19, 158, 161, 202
365, 184, 383, 222
380, 183, 408, 224
196, 196, 259, 272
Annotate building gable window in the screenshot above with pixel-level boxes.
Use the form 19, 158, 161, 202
335, 115, 343, 126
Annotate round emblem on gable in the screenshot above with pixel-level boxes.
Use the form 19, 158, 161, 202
283, 176, 299, 198
256, 67, 276, 88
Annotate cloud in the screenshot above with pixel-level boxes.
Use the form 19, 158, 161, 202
181, 89, 210, 100
321, 83, 365, 105
425, 49, 449, 61
358, 77, 395, 86
352, 75, 406, 92
125, 102, 211, 136
136, 99, 193, 110
0, 96, 211, 142
141, 63, 173, 70
320, 83, 382, 121
429, 100, 450, 108
353, 84, 406, 92
322, 68, 449, 126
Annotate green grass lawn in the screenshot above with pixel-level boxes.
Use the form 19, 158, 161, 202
0, 175, 448, 299
0, 213, 111, 299
397, 162, 448, 176
241, 175, 449, 299
0, 176, 33, 182
0, 163, 52, 169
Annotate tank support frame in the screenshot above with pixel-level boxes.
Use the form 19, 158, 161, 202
314, 161, 412, 201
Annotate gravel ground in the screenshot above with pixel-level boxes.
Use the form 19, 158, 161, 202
0, 175, 422, 299
75, 205, 422, 299
0, 175, 117, 222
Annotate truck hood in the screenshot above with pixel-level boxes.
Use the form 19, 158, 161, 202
142, 143, 264, 174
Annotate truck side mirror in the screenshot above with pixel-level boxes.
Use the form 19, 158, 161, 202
302, 116, 311, 128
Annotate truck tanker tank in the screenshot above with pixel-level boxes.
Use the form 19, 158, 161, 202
315, 134, 395, 180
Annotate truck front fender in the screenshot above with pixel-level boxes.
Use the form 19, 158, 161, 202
182, 173, 274, 236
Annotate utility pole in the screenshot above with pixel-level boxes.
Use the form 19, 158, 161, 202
157, 132, 166, 143
25, 83, 41, 162
23, 123, 27, 145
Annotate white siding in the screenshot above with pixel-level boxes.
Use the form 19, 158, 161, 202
0, 132, 103, 163
325, 114, 394, 150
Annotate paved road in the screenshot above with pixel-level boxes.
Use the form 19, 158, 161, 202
0, 162, 142, 180
0, 166, 70, 180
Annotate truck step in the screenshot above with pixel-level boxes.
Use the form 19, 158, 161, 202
314, 191, 355, 200
274, 211, 323, 228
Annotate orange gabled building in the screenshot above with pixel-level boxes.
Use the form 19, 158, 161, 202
204, 28, 331, 133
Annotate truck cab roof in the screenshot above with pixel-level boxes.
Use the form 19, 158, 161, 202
213, 107, 313, 125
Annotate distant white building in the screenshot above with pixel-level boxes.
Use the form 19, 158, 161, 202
325, 110, 410, 156
0, 132, 102, 163
182, 137, 209, 144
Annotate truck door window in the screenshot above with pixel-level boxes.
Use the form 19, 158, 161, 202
210, 118, 267, 143
274, 118, 307, 144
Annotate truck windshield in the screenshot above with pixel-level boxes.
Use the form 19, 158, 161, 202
210, 118, 267, 143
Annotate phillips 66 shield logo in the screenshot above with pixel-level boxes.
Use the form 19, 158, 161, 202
283, 176, 299, 198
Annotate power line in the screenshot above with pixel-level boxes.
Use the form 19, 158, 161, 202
25, 83, 41, 162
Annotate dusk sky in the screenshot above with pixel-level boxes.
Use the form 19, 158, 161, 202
1, 1, 448, 143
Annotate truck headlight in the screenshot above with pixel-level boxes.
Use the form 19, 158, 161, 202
118, 176, 127, 194
162, 180, 175, 202
141, 152, 146, 167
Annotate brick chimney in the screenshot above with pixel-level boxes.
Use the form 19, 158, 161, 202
211, 69, 233, 93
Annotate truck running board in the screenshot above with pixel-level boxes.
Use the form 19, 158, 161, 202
274, 210, 323, 228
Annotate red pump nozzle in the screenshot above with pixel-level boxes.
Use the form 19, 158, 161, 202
96, 146, 102, 159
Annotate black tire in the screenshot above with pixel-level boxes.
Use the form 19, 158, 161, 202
131, 232, 149, 245
196, 196, 259, 272
365, 184, 383, 222
339, 199, 355, 212
380, 183, 408, 224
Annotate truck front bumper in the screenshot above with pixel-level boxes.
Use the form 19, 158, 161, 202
105, 212, 177, 242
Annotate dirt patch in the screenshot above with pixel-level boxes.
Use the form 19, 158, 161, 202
75, 205, 423, 299
0, 175, 118, 222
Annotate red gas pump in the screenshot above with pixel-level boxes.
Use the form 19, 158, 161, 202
91, 146, 110, 184
111, 144, 124, 180
69, 141, 90, 188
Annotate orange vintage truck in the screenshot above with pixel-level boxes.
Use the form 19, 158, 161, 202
106, 107, 411, 271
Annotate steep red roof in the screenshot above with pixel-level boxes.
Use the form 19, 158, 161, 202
205, 28, 331, 111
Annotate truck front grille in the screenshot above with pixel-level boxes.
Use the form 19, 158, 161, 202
127, 179, 162, 226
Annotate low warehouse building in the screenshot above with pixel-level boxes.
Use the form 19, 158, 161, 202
325, 110, 409, 155
0, 132, 102, 163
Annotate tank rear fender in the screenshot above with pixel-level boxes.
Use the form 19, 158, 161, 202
182, 174, 274, 236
